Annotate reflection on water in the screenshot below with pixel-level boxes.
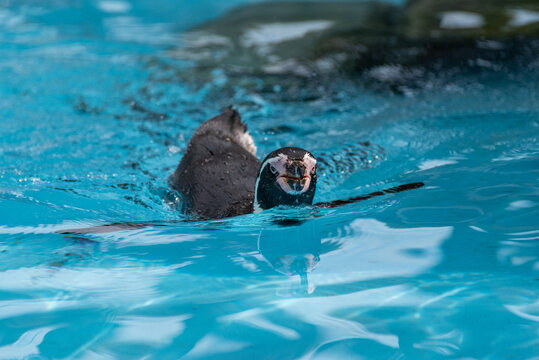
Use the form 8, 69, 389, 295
313, 219, 452, 284
0, 326, 59, 359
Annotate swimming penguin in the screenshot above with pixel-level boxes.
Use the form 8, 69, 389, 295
170, 107, 317, 219
57, 108, 423, 234
170, 107, 423, 220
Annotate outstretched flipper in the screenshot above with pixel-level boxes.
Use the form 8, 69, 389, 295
315, 182, 424, 209
56, 222, 157, 235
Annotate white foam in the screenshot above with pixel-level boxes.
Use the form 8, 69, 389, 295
439, 11, 485, 29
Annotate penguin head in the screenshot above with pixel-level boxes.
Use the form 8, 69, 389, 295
254, 147, 317, 212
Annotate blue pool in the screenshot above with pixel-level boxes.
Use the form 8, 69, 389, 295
0, 1, 538, 359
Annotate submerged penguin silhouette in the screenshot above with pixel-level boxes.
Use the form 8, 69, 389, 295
170, 107, 423, 220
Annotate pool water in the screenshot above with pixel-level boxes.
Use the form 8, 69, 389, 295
1, 1, 538, 359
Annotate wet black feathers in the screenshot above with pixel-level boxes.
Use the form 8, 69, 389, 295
170, 107, 260, 219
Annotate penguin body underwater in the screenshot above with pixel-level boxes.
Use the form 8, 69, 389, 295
170, 107, 317, 219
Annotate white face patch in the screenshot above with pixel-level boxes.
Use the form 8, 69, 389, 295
303, 152, 317, 176
253, 153, 287, 209
275, 152, 316, 195
266, 153, 288, 176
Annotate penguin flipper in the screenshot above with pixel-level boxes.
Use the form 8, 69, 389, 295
315, 182, 424, 209
56, 222, 157, 234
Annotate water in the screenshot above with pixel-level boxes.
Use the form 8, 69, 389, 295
1, 1, 538, 359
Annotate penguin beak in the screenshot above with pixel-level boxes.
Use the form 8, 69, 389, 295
278, 174, 311, 194
276, 162, 312, 195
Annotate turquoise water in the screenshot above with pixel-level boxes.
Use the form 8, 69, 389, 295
1, 1, 538, 359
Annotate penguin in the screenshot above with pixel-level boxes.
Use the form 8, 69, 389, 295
170, 107, 423, 220
170, 107, 317, 219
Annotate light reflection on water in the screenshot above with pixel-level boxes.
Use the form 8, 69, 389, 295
0, 0, 538, 359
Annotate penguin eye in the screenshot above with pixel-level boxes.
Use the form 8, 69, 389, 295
269, 164, 277, 174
